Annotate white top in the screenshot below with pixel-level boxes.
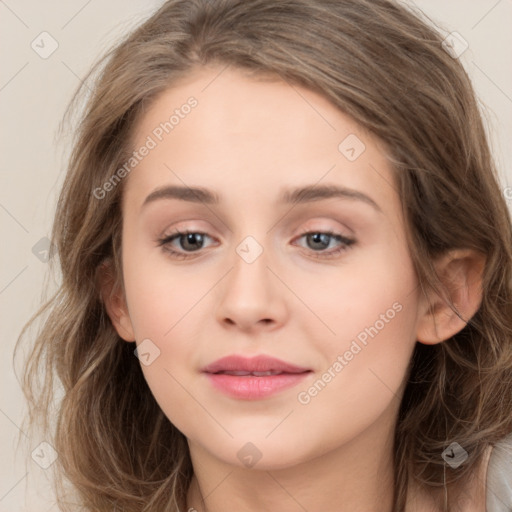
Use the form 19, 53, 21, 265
486, 433, 512, 511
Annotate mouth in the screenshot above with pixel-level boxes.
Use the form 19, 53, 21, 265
202, 355, 312, 400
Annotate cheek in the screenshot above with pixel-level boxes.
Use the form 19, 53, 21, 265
122, 242, 209, 340
120, 248, 210, 425
300, 242, 419, 348
298, 243, 420, 407
292, 296, 418, 452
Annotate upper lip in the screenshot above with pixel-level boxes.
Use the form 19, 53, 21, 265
202, 355, 311, 374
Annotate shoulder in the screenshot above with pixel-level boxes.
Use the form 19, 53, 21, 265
486, 432, 512, 512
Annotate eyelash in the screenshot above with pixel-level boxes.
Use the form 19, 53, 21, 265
157, 228, 356, 261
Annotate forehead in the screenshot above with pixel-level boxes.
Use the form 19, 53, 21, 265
125, 66, 399, 216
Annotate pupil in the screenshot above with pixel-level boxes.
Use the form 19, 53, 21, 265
183, 233, 203, 250
309, 233, 329, 250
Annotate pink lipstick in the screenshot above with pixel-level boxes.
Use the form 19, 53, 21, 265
202, 355, 312, 400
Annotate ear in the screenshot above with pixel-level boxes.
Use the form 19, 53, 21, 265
416, 249, 486, 345
96, 259, 136, 342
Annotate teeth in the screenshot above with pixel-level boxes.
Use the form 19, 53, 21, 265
218, 370, 283, 376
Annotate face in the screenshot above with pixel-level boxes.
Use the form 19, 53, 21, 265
114, 65, 424, 470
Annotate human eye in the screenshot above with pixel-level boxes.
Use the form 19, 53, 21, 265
157, 229, 216, 260
156, 227, 356, 261
293, 229, 356, 259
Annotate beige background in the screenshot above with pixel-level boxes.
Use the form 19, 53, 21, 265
1, 1, 511, 510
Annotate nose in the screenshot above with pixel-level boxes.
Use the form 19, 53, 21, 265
215, 244, 289, 334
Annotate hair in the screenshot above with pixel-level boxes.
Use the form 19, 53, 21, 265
15, 0, 512, 511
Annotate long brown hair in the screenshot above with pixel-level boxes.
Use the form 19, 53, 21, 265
16, 1, 512, 510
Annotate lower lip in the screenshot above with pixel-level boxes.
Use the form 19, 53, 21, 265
204, 372, 311, 400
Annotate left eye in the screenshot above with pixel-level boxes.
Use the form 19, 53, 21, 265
292, 230, 356, 259
295, 231, 352, 252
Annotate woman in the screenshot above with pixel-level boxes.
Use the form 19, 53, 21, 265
17, 1, 512, 510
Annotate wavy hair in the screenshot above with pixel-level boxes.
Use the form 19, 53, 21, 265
16, 0, 512, 510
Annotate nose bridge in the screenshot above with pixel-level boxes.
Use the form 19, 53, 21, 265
229, 233, 272, 295
235, 234, 266, 267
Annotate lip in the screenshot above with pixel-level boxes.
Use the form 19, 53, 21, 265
202, 355, 311, 374
202, 355, 312, 400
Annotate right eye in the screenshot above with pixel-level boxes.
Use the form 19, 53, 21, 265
157, 229, 217, 259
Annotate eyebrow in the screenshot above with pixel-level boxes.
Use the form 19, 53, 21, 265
141, 184, 382, 213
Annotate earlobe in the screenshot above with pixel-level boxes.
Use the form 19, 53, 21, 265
416, 249, 485, 345
96, 260, 136, 342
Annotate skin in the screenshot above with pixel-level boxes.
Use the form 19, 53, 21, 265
102, 65, 485, 512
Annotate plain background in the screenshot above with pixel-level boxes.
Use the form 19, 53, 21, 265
1, 1, 511, 510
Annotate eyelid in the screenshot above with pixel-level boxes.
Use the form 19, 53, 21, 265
294, 224, 353, 240
294, 217, 355, 237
